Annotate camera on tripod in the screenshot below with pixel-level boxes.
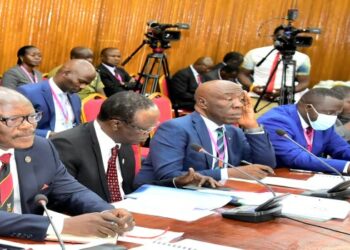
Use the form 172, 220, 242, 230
274, 9, 321, 56
146, 21, 190, 49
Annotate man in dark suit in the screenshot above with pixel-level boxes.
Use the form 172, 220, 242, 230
96, 48, 136, 97
169, 57, 213, 110
51, 91, 160, 202
0, 87, 134, 241
134, 80, 276, 187
17, 59, 96, 138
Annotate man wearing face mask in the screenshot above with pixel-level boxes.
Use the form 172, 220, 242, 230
258, 88, 350, 173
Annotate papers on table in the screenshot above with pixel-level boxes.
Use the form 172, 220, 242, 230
119, 226, 183, 245
114, 185, 232, 221
231, 174, 350, 191
130, 239, 241, 250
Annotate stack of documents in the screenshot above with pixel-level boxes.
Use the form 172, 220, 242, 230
114, 185, 232, 221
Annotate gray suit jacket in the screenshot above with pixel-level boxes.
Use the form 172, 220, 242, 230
2, 65, 42, 89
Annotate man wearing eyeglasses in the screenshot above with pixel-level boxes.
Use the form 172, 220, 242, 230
0, 87, 134, 241
17, 59, 96, 138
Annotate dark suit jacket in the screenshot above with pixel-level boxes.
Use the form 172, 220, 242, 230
169, 66, 197, 110
0, 137, 113, 241
134, 112, 276, 187
17, 80, 81, 137
258, 104, 350, 172
96, 64, 132, 97
51, 122, 135, 202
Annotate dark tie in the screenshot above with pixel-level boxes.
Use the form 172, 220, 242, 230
107, 146, 122, 202
214, 127, 225, 169
305, 127, 314, 152
0, 153, 14, 212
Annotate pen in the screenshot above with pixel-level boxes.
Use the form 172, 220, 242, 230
240, 160, 252, 165
289, 169, 322, 174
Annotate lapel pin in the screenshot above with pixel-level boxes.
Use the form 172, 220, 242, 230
24, 156, 32, 163
122, 158, 125, 165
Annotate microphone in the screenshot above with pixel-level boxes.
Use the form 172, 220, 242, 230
35, 194, 66, 250
190, 144, 288, 223
275, 129, 350, 199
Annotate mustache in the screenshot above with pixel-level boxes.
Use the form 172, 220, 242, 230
13, 131, 35, 139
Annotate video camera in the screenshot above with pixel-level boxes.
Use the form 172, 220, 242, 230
145, 21, 190, 49
274, 9, 321, 56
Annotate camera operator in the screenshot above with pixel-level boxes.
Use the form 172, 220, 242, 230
238, 25, 311, 107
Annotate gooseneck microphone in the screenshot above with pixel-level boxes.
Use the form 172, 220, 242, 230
190, 143, 288, 222
276, 129, 350, 199
35, 194, 66, 250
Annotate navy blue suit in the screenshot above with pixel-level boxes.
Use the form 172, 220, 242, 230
0, 137, 113, 241
134, 112, 276, 187
17, 80, 81, 137
258, 104, 350, 172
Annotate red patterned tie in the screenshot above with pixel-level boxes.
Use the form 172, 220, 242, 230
107, 146, 122, 202
266, 52, 281, 93
197, 75, 202, 85
305, 127, 314, 152
0, 153, 14, 212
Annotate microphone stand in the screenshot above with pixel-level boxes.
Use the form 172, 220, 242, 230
191, 144, 288, 223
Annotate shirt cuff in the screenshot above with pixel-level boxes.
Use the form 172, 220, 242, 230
343, 162, 350, 173
244, 126, 265, 134
220, 169, 229, 180
45, 216, 64, 238
45, 131, 51, 139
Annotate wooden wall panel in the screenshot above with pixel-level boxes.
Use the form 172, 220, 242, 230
0, 0, 349, 86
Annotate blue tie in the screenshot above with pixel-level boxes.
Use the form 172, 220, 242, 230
214, 127, 225, 169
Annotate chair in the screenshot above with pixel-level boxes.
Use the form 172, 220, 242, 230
81, 93, 106, 123
158, 75, 191, 117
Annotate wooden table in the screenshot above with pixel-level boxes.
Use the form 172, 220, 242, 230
3, 169, 350, 249
120, 168, 350, 249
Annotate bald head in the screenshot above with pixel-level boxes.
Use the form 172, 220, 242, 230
193, 56, 214, 74
54, 59, 96, 93
195, 80, 244, 125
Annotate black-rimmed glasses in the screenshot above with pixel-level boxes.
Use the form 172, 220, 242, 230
0, 112, 43, 127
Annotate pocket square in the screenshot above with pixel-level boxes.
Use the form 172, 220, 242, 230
41, 183, 49, 190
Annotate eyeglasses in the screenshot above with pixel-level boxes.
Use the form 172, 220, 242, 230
119, 120, 157, 133
0, 112, 43, 127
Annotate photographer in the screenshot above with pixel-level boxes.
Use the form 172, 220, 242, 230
238, 25, 311, 103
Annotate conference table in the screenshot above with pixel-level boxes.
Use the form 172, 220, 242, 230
3, 168, 350, 249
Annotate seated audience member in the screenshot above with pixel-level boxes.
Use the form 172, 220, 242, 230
17, 59, 95, 138
258, 88, 350, 173
48, 46, 105, 100
134, 80, 276, 187
96, 48, 136, 97
238, 25, 310, 101
212, 51, 244, 71
0, 87, 134, 241
51, 91, 220, 202
2, 45, 42, 89
331, 85, 350, 142
170, 56, 214, 110
201, 53, 243, 84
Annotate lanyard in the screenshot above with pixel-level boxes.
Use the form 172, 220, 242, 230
20, 65, 38, 83
207, 127, 228, 167
50, 85, 69, 123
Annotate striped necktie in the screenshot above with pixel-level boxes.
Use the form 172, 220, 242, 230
214, 127, 225, 169
0, 153, 14, 212
107, 146, 122, 202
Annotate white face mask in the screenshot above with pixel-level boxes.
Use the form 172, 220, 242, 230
306, 104, 337, 130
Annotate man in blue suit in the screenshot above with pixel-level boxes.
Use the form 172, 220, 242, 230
134, 80, 276, 187
258, 88, 350, 173
17, 59, 96, 138
0, 87, 134, 241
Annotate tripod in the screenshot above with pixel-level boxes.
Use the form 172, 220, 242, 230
122, 41, 170, 95
253, 48, 296, 113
